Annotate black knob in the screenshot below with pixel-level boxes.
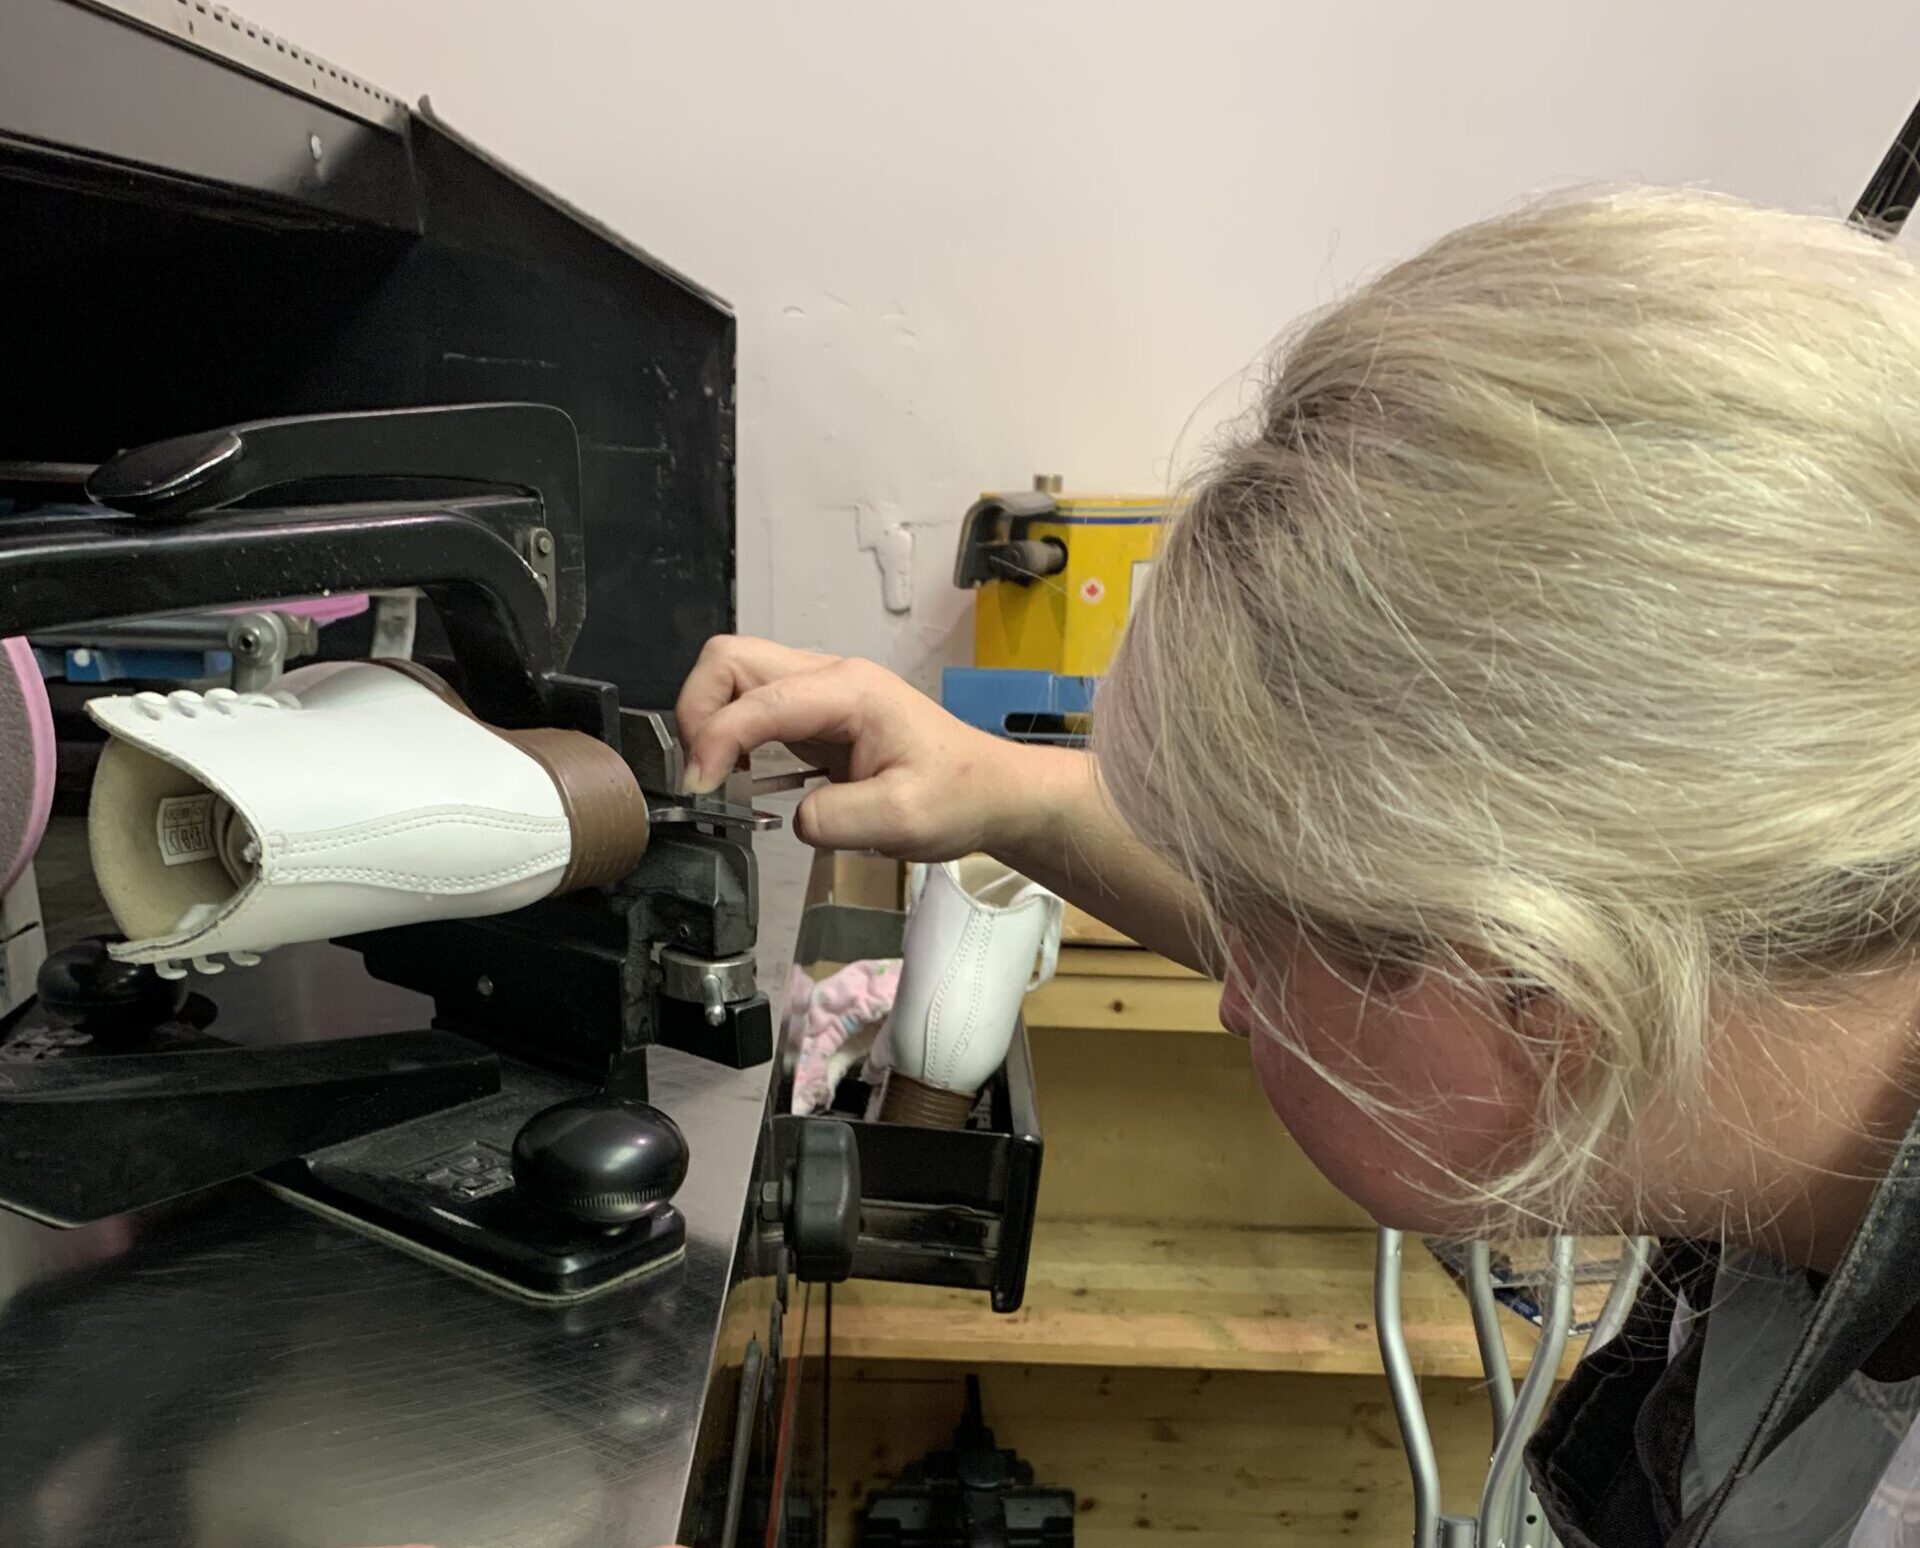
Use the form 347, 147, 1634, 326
36, 939, 186, 1036
787, 1119, 861, 1284
511, 1095, 689, 1226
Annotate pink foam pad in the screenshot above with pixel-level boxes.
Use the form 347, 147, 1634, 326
216, 594, 370, 624
0, 636, 55, 895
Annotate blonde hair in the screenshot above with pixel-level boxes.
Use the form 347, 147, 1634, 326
1099, 187, 1920, 1223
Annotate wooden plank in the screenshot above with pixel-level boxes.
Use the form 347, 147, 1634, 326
1055, 946, 1204, 980
813, 849, 902, 912
821, 1220, 1584, 1381
824, 1364, 1504, 1548
1024, 974, 1225, 1033
1063, 901, 1133, 946
1027, 1025, 1372, 1229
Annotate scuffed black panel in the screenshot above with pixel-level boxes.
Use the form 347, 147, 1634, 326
0, 14, 734, 711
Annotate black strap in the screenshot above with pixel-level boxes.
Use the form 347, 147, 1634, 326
1674, 1102, 1920, 1545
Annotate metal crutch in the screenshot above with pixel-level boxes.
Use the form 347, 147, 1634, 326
1377, 1228, 1478, 1548
1377, 1228, 1579, 1548
1586, 1236, 1652, 1352
1467, 1240, 1561, 1548
1477, 1235, 1574, 1548
1466, 1240, 1516, 1436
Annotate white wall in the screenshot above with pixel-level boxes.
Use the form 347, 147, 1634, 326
237, 0, 1920, 690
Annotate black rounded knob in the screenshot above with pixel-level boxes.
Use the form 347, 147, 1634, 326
511, 1096, 689, 1226
788, 1119, 861, 1284
36, 939, 186, 1035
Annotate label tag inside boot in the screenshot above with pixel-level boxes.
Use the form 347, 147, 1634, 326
156, 794, 217, 867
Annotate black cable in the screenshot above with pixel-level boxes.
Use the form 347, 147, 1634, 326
820, 1282, 833, 1548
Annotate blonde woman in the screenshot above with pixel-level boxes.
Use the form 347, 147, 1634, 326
678, 189, 1920, 1547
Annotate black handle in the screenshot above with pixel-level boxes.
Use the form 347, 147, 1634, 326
86, 403, 580, 533
787, 1119, 861, 1284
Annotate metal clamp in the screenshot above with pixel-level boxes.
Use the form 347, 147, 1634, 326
518, 525, 558, 625
659, 947, 756, 1028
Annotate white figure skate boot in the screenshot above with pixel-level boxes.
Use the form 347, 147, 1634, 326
872, 856, 1063, 1128
86, 660, 649, 978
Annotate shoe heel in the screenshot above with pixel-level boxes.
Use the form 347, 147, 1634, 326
878, 1072, 979, 1129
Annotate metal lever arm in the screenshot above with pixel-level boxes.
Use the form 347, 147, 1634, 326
0, 499, 559, 724
86, 402, 580, 533
70, 403, 588, 681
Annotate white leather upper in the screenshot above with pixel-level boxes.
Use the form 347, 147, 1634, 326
878, 856, 1063, 1097
86, 662, 570, 970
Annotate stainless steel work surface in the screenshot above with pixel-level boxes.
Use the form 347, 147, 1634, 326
0, 817, 813, 1548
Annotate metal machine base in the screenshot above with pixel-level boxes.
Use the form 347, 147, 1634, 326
264, 1058, 687, 1304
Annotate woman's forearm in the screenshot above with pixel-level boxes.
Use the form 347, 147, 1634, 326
988, 746, 1219, 975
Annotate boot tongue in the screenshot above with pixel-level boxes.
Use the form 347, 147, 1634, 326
89, 740, 255, 947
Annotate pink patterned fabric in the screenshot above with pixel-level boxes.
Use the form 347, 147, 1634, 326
785, 959, 902, 1115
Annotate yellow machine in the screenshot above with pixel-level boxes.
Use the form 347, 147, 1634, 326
955, 482, 1166, 677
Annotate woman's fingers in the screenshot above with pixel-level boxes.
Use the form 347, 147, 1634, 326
681, 661, 873, 793
674, 635, 838, 745
794, 775, 922, 855
673, 639, 994, 859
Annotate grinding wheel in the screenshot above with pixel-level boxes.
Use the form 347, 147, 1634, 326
0, 636, 54, 895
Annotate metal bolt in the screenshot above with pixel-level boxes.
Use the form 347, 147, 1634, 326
1033, 473, 1064, 494
701, 971, 727, 1027
235, 628, 260, 654
534, 531, 554, 556
476, 975, 494, 998
308, 133, 324, 163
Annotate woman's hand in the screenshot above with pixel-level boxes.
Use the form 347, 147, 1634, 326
677, 635, 1214, 971
674, 636, 1031, 860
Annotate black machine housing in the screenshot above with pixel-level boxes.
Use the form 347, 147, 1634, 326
0, 0, 760, 1299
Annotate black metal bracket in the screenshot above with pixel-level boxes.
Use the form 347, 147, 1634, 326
346, 825, 769, 1084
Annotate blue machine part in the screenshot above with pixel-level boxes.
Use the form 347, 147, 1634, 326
36, 646, 232, 685
941, 667, 1096, 744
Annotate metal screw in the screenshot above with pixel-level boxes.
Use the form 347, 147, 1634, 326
1032, 473, 1064, 494
476, 975, 494, 997
234, 627, 260, 654
534, 531, 554, 556
308, 133, 324, 163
